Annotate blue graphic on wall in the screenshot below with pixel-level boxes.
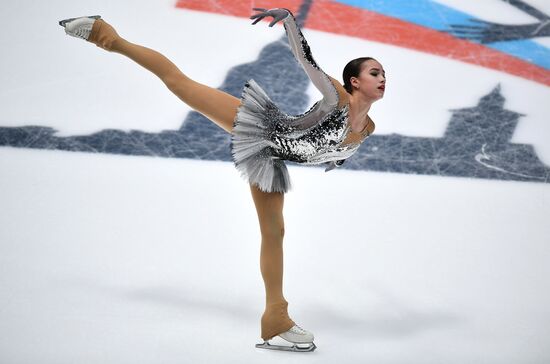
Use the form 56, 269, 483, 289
0, 0, 548, 183
336, 0, 550, 70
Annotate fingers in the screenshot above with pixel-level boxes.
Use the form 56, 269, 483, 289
250, 8, 267, 25
249, 8, 286, 27
251, 16, 264, 25
272, 14, 286, 27
250, 8, 268, 20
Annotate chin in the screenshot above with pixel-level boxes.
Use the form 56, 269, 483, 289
368, 90, 384, 100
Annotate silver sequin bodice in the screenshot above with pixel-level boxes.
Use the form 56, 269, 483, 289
269, 103, 360, 166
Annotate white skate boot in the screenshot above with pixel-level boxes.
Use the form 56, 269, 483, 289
256, 324, 316, 352
59, 15, 101, 40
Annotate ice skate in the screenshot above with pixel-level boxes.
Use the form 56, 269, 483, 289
59, 15, 101, 40
255, 324, 316, 352
59, 15, 120, 51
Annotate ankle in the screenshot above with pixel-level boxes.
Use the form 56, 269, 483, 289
261, 300, 295, 340
88, 19, 121, 51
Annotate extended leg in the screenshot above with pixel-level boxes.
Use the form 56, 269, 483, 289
87, 19, 240, 133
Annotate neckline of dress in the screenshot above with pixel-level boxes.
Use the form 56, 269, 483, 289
341, 118, 368, 148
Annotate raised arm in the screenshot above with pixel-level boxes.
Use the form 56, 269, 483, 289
250, 8, 341, 108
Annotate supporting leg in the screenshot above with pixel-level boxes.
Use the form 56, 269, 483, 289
249, 184, 295, 340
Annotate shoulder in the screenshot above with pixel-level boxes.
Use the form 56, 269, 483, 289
327, 75, 350, 109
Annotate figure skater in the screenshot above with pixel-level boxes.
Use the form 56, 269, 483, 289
59, 7, 385, 352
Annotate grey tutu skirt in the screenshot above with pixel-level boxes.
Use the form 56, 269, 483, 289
231, 79, 291, 193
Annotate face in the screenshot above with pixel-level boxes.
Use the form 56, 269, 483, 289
350, 59, 386, 101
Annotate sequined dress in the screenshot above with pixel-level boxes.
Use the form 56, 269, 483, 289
231, 11, 369, 193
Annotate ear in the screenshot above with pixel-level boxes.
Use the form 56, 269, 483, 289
350, 76, 360, 90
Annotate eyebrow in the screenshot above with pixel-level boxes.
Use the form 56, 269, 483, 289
369, 68, 386, 74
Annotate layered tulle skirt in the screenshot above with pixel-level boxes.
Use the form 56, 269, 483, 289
231, 79, 291, 193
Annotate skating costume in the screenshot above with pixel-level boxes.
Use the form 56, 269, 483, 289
59, 13, 320, 352
231, 10, 368, 193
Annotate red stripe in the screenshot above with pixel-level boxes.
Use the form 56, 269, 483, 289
175, 0, 304, 17
176, 0, 550, 87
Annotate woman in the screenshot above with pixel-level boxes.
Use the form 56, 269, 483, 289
59, 7, 385, 352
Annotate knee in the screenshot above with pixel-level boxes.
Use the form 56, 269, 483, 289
279, 226, 285, 239
261, 219, 285, 241
164, 73, 190, 94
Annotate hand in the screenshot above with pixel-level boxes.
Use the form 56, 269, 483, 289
250, 8, 290, 27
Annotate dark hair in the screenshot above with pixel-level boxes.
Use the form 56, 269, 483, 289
342, 57, 375, 94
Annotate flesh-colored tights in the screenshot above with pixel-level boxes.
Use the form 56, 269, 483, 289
89, 20, 294, 340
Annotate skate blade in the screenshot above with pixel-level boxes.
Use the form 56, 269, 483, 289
255, 341, 316, 352
59, 15, 101, 27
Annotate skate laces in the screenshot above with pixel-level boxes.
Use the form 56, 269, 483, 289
65, 19, 94, 40
76, 27, 91, 39
291, 324, 307, 335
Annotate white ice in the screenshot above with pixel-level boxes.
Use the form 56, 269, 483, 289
1, 1, 549, 363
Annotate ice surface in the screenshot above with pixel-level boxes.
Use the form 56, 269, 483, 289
0, 0, 549, 363
1, 147, 549, 364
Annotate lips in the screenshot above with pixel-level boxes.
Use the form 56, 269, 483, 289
378, 85, 385, 91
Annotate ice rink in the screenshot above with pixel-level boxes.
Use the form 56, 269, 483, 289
1, 1, 549, 363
